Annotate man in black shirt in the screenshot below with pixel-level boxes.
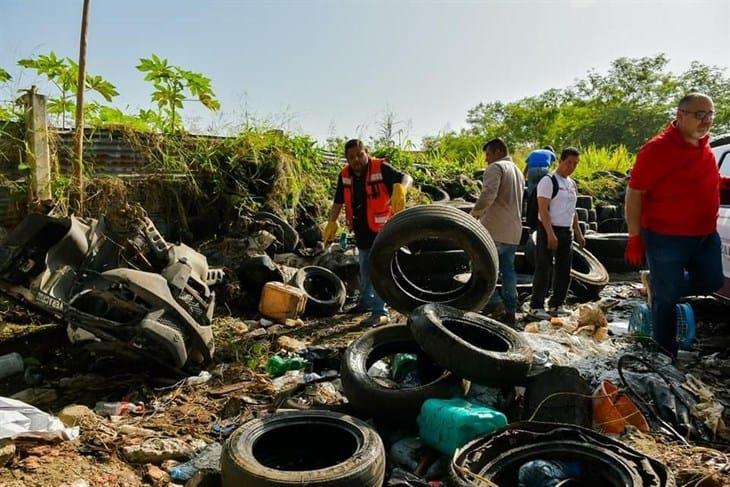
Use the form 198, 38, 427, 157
324, 139, 412, 326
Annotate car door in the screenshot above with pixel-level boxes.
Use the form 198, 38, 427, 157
714, 139, 730, 301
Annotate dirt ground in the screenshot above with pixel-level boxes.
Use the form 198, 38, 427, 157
1, 279, 729, 487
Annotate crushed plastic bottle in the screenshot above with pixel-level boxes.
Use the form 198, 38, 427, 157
518, 459, 583, 487
169, 442, 222, 482
94, 401, 145, 417
266, 355, 306, 378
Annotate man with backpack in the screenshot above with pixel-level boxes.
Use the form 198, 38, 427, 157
524, 145, 557, 194
529, 147, 585, 319
471, 138, 525, 325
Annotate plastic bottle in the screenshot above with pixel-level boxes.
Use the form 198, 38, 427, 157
94, 401, 145, 416
339, 232, 348, 250
0, 352, 24, 380
265, 355, 306, 378
169, 442, 222, 482
517, 459, 582, 487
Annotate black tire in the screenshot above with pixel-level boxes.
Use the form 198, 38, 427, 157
340, 325, 468, 419
254, 212, 299, 252
441, 200, 475, 213
369, 205, 498, 313
299, 223, 323, 248
588, 208, 597, 222
570, 244, 609, 301
418, 184, 450, 203
596, 204, 618, 222
450, 422, 674, 487
589, 222, 598, 232
576, 195, 593, 210
576, 208, 589, 222
291, 266, 346, 316
394, 248, 471, 293
409, 304, 532, 386
578, 221, 588, 235
584, 233, 628, 259
221, 410, 385, 487
597, 218, 628, 233
473, 169, 485, 181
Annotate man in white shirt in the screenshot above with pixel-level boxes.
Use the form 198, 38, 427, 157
529, 147, 586, 319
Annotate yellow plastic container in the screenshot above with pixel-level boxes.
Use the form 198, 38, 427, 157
259, 282, 307, 321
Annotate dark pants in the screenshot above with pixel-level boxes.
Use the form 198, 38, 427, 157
531, 225, 573, 309
644, 230, 723, 357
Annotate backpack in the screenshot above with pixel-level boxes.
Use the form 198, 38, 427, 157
525, 174, 559, 229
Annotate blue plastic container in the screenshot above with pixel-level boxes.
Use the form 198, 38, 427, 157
417, 398, 507, 456
628, 302, 696, 350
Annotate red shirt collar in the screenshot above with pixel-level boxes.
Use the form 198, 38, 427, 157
666, 121, 710, 148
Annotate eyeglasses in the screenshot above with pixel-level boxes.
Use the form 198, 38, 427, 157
679, 109, 715, 120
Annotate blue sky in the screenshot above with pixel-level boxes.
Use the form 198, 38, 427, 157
2, 0, 729, 145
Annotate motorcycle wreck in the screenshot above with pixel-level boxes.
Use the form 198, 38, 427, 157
0, 213, 221, 374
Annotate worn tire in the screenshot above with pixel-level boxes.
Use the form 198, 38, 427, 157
589, 222, 598, 232
291, 266, 346, 316
584, 233, 628, 258
340, 325, 468, 419
409, 304, 532, 386
254, 211, 300, 252
576, 195, 593, 210
576, 208, 589, 223
579, 221, 589, 235
597, 218, 628, 233
370, 205, 498, 313
418, 184, 450, 203
588, 208, 597, 223
236, 255, 284, 299
449, 422, 674, 487
570, 244, 609, 301
221, 410, 385, 487
299, 223, 323, 248
596, 204, 618, 222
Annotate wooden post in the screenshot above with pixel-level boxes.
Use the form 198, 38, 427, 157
71, 0, 90, 214
23, 87, 52, 202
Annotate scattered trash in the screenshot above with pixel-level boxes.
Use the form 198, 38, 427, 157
418, 398, 507, 456
169, 442, 222, 482
144, 463, 171, 486
593, 380, 649, 434
211, 423, 236, 438
0, 440, 16, 467
258, 281, 307, 321
518, 459, 582, 487
276, 335, 307, 352
94, 401, 145, 417
9, 388, 58, 408
265, 354, 306, 378
185, 371, 212, 386
0, 396, 79, 441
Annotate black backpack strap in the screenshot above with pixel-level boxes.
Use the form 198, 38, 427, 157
550, 174, 559, 199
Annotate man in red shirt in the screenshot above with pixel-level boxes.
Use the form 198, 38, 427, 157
625, 93, 724, 357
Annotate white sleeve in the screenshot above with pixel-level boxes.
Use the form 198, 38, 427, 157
536, 175, 552, 198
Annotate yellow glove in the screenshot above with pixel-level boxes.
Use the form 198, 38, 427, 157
391, 183, 407, 213
323, 220, 339, 244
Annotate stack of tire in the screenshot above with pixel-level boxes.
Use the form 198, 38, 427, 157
575, 194, 596, 235
340, 304, 534, 420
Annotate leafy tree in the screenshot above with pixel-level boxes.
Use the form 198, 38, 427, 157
0, 68, 14, 120
136, 54, 220, 133
17, 52, 118, 128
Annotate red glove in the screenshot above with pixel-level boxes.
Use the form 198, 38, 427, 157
625, 235, 645, 266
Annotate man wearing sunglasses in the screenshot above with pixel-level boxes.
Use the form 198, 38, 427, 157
624, 93, 727, 358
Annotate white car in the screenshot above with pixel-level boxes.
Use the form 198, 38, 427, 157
712, 134, 730, 302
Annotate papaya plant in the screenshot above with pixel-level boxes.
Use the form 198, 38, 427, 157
136, 54, 220, 133
17, 52, 118, 128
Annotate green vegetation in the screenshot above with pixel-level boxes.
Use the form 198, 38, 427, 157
0, 53, 728, 222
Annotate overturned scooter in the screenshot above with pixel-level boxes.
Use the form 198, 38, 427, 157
0, 213, 219, 373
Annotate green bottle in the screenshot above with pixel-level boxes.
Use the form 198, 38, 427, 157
266, 355, 306, 377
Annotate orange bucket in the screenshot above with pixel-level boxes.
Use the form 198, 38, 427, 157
592, 380, 649, 434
